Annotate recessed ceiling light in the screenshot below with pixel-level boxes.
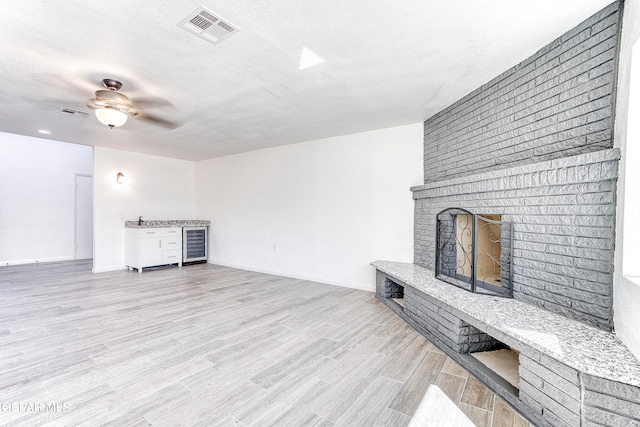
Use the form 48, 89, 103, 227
38, 130, 51, 134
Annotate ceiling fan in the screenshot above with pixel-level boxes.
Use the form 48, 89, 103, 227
87, 78, 180, 129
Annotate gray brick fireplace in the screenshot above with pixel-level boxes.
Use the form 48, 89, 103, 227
414, 149, 619, 330
373, 2, 640, 426
414, 1, 621, 331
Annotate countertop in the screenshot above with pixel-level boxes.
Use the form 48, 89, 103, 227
125, 220, 210, 229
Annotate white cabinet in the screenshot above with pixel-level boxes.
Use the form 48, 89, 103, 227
125, 227, 182, 272
138, 236, 162, 267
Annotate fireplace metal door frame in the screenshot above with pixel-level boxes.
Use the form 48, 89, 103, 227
435, 207, 513, 298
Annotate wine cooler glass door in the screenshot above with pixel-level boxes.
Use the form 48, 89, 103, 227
183, 227, 208, 262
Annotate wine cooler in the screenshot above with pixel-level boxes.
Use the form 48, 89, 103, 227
182, 226, 208, 263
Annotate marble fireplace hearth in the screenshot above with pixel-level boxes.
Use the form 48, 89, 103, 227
373, 261, 640, 427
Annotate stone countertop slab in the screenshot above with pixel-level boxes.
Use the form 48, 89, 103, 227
371, 260, 640, 387
125, 220, 211, 228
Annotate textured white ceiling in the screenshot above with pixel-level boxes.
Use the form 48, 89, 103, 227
0, 0, 614, 161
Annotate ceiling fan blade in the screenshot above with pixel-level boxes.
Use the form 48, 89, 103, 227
95, 90, 131, 106
131, 111, 181, 129
131, 97, 173, 108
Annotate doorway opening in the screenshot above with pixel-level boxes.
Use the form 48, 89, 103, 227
74, 174, 93, 260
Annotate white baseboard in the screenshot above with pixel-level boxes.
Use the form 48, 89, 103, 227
92, 265, 127, 273
206, 260, 375, 292
1, 256, 75, 266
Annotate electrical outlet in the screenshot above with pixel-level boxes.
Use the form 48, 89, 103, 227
273, 244, 277, 251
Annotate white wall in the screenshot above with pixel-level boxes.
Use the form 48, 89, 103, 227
93, 147, 196, 272
195, 123, 423, 290
0, 132, 93, 264
613, 0, 640, 360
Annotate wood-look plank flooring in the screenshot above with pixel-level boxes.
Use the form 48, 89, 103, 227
0, 261, 531, 426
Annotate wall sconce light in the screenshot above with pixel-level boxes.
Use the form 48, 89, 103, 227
116, 172, 125, 184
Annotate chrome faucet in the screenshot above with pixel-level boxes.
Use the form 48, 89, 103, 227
138, 216, 143, 226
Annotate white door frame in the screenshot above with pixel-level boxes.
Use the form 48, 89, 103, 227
73, 173, 93, 259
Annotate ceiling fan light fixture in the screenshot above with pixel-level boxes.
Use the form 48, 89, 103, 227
95, 107, 128, 129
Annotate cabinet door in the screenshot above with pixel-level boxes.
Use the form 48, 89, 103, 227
139, 238, 162, 268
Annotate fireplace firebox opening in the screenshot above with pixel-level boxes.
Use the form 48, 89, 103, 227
436, 208, 513, 297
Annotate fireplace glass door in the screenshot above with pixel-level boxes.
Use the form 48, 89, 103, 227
436, 208, 513, 297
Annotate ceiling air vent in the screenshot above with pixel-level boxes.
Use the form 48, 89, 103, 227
57, 108, 89, 118
178, 6, 240, 45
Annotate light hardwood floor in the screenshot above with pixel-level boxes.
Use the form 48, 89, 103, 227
0, 261, 530, 426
